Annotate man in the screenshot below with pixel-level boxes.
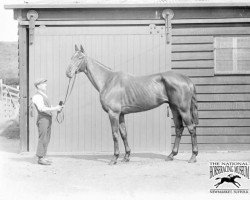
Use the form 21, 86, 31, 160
32, 78, 63, 165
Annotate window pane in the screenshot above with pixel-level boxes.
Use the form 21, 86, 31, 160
237, 37, 250, 48
215, 37, 233, 48
216, 49, 233, 61
216, 60, 233, 72
238, 61, 250, 72
237, 49, 250, 60
214, 37, 250, 74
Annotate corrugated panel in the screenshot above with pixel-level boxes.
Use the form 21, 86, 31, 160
171, 135, 250, 144
172, 27, 250, 36
172, 36, 213, 44
198, 111, 250, 118
172, 127, 250, 136
172, 44, 214, 52
173, 68, 214, 77
29, 26, 171, 153
191, 76, 250, 85
171, 119, 250, 127
196, 85, 250, 94
198, 94, 250, 102
172, 52, 213, 61
172, 60, 214, 69
177, 144, 250, 151
198, 102, 250, 110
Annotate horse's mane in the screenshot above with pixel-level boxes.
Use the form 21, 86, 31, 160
92, 58, 113, 71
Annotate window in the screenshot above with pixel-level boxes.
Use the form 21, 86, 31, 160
214, 37, 250, 74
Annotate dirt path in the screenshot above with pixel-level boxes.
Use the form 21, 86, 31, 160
0, 136, 249, 200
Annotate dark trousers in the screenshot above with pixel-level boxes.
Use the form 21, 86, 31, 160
36, 116, 52, 158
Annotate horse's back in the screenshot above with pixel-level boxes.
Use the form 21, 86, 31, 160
162, 71, 193, 84
104, 71, 169, 113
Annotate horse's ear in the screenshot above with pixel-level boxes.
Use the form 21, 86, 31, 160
80, 45, 85, 53
75, 45, 79, 52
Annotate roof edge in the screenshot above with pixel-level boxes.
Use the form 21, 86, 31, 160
4, 3, 250, 9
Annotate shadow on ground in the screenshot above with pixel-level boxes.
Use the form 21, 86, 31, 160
52, 153, 167, 163
9, 153, 170, 165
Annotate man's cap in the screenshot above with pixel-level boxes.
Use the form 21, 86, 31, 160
34, 78, 47, 87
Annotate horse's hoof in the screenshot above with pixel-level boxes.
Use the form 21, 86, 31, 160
188, 157, 197, 163
108, 160, 117, 165
121, 157, 130, 162
165, 156, 174, 161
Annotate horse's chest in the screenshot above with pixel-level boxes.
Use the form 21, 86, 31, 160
100, 87, 123, 112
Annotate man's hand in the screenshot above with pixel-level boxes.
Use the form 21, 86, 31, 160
55, 105, 63, 112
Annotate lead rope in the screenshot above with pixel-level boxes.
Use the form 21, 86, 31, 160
56, 74, 77, 123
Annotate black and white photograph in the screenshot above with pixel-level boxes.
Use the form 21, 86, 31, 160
0, 0, 249, 199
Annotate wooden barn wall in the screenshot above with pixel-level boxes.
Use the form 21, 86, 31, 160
171, 23, 250, 151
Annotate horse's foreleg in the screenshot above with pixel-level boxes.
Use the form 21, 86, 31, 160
108, 110, 120, 165
233, 182, 240, 188
235, 181, 241, 187
166, 107, 184, 161
119, 114, 131, 162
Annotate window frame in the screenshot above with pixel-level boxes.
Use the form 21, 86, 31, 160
214, 36, 250, 75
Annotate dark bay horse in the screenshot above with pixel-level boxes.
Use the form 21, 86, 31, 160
66, 45, 199, 165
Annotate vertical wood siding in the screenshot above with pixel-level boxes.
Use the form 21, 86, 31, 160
171, 24, 250, 151
29, 26, 171, 153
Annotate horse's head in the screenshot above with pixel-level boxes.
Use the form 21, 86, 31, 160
234, 175, 241, 179
66, 45, 87, 78
228, 174, 241, 179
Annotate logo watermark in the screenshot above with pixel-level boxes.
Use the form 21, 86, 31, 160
209, 161, 249, 194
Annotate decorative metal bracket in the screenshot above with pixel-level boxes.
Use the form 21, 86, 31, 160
149, 24, 164, 35
27, 10, 38, 45
162, 9, 174, 44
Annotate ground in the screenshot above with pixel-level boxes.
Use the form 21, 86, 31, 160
0, 136, 249, 200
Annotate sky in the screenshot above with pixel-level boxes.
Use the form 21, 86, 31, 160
0, 0, 23, 42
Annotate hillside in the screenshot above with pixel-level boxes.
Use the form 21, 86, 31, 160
0, 42, 18, 85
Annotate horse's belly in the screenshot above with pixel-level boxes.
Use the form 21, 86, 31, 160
121, 105, 161, 114
121, 96, 166, 114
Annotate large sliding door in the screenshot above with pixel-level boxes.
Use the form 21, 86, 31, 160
29, 25, 171, 153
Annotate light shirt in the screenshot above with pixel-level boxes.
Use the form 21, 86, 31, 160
32, 90, 51, 112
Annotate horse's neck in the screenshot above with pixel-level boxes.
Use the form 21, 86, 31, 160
85, 58, 112, 92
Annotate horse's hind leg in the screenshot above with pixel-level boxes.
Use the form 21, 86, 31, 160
215, 182, 221, 188
181, 111, 198, 163
166, 107, 184, 161
119, 114, 131, 162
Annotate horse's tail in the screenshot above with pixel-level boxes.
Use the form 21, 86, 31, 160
190, 84, 199, 125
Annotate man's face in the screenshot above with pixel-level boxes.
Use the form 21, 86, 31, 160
37, 82, 47, 91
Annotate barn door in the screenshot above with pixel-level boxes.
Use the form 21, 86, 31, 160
28, 25, 171, 153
